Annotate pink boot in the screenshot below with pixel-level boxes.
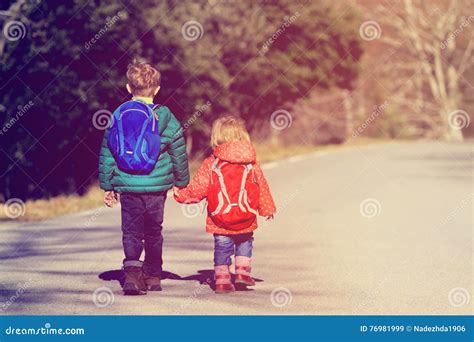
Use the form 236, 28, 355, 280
235, 256, 256, 286
214, 265, 235, 294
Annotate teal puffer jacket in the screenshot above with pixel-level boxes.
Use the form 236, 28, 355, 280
98, 105, 190, 193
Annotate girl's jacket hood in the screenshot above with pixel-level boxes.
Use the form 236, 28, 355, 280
213, 141, 256, 164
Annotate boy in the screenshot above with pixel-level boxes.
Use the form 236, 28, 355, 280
98, 59, 189, 295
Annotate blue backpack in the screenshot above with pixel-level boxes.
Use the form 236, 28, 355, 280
107, 100, 161, 174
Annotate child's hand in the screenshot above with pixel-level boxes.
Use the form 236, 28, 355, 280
104, 191, 117, 208
265, 214, 274, 221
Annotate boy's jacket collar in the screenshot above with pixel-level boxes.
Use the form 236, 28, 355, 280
132, 96, 154, 104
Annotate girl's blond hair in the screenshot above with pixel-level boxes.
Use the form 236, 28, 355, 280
210, 115, 250, 148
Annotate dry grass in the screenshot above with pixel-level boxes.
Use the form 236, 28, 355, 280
0, 138, 395, 222
0, 186, 104, 222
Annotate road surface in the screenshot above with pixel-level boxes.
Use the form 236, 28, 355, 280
0, 141, 472, 315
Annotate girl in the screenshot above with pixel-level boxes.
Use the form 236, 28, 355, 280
174, 116, 276, 294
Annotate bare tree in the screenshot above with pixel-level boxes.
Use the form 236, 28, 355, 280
370, 0, 473, 141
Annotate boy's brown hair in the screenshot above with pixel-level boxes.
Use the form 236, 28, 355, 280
210, 115, 250, 148
126, 58, 161, 97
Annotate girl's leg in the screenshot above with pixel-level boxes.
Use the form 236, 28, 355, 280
234, 233, 255, 286
213, 234, 235, 293
213, 234, 235, 266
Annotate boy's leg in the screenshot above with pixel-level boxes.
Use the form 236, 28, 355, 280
120, 193, 147, 295
121, 193, 145, 266
142, 192, 166, 290
234, 233, 255, 286
213, 234, 235, 293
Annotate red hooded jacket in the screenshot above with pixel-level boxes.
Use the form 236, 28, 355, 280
174, 141, 276, 235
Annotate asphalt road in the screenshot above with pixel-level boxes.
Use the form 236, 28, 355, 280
0, 141, 472, 315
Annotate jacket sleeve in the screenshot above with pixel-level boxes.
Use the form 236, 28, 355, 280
98, 130, 116, 191
254, 163, 276, 216
162, 108, 190, 187
174, 157, 213, 203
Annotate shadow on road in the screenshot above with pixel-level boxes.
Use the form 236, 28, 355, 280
99, 269, 263, 292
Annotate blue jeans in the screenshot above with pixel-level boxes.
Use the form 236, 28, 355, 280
213, 233, 253, 266
120, 192, 167, 276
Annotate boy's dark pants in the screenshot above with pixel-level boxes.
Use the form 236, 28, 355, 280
120, 192, 167, 277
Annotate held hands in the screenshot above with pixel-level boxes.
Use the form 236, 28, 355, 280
173, 186, 200, 204
103, 191, 118, 208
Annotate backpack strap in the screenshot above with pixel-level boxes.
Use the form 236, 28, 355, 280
210, 160, 233, 216
237, 164, 251, 213
147, 103, 160, 132
210, 157, 219, 185
237, 164, 257, 215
